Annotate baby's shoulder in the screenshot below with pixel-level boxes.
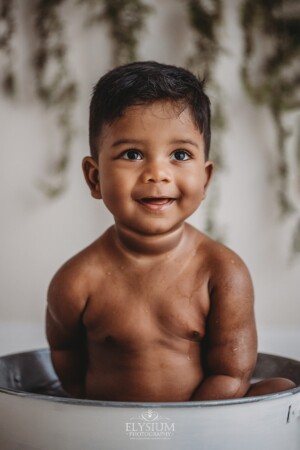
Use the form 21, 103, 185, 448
203, 235, 246, 267
191, 227, 252, 287
48, 235, 108, 301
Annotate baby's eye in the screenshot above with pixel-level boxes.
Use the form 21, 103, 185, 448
171, 150, 191, 161
121, 149, 142, 160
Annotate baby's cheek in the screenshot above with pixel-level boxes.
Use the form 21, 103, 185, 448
181, 177, 205, 202
101, 188, 122, 214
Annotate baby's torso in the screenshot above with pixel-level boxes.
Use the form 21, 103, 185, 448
81, 235, 211, 401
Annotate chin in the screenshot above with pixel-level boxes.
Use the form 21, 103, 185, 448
134, 222, 183, 236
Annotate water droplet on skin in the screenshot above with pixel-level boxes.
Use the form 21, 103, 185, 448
187, 355, 191, 360
107, 272, 111, 276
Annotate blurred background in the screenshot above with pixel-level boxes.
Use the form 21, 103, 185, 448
0, 0, 299, 358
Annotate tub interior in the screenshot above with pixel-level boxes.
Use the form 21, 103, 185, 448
0, 349, 299, 399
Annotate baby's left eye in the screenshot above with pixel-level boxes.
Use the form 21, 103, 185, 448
171, 150, 191, 161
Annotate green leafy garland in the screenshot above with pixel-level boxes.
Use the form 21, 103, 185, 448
186, 0, 222, 75
186, 0, 226, 241
240, 0, 300, 253
33, 0, 77, 197
80, 0, 152, 65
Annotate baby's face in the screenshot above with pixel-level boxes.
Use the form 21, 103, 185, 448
85, 101, 213, 236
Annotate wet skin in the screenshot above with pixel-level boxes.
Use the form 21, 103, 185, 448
46, 101, 295, 401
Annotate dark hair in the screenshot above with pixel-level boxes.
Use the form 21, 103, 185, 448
89, 61, 211, 159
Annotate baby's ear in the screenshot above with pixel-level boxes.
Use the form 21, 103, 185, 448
203, 160, 214, 198
82, 156, 102, 199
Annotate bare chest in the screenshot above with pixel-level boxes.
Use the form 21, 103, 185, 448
83, 265, 210, 347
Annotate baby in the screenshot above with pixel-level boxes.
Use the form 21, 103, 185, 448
46, 61, 295, 401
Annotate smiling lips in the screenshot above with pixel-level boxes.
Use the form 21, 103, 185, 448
137, 197, 176, 212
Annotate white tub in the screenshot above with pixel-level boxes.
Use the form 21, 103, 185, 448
0, 349, 299, 450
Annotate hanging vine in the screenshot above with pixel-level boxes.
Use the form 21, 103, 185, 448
186, 0, 226, 241
240, 0, 300, 253
33, 0, 77, 197
0, 0, 15, 96
79, 0, 152, 66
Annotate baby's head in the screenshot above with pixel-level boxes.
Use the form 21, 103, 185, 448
89, 61, 211, 160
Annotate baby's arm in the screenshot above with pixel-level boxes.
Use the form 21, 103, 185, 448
192, 253, 257, 401
46, 264, 88, 398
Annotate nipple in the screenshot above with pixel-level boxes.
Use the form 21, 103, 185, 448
105, 335, 114, 344
192, 331, 200, 340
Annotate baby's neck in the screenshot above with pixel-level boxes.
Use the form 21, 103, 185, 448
112, 223, 187, 258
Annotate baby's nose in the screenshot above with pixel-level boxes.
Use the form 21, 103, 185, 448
141, 160, 171, 183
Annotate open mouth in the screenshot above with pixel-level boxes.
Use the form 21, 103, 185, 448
137, 197, 175, 211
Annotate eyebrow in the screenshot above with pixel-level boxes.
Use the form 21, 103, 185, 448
169, 139, 200, 148
111, 139, 143, 148
111, 138, 200, 148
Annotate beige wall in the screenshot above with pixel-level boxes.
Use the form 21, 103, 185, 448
0, 1, 299, 352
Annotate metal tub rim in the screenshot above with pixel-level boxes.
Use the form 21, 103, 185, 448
0, 348, 299, 408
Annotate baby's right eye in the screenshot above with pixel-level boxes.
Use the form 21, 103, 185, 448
121, 149, 143, 160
